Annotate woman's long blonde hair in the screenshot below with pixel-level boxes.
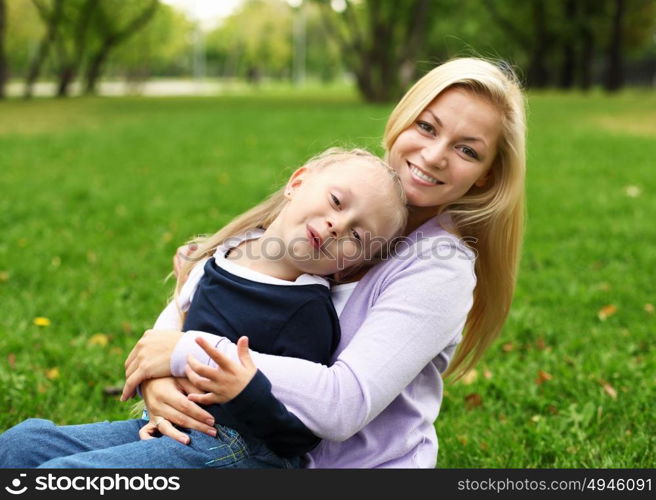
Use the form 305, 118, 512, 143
383, 57, 527, 380
174, 148, 406, 322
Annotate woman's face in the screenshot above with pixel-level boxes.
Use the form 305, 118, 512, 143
388, 87, 503, 214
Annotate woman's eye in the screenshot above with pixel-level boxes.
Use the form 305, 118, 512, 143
416, 121, 435, 135
331, 194, 341, 208
351, 229, 362, 242
461, 146, 479, 160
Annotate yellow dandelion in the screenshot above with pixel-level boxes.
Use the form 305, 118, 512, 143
34, 317, 51, 327
88, 333, 110, 347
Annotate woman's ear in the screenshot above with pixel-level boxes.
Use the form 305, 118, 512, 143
285, 167, 308, 199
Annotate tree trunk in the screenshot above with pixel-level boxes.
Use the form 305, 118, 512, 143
24, 0, 64, 98
559, 0, 576, 89
578, 0, 595, 90
56, 65, 75, 97
84, 0, 159, 95
604, 0, 625, 92
0, 0, 7, 99
527, 0, 550, 88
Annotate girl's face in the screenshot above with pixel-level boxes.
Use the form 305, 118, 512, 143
274, 161, 402, 276
388, 87, 503, 217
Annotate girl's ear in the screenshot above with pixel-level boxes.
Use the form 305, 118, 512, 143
474, 171, 489, 188
285, 167, 309, 199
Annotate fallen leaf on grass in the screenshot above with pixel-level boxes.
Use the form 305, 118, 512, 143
547, 405, 558, 415
597, 304, 617, 321
88, 333, 109, 347
535, 370, 553, 385
103, 386, 123, 396
483, 368, 493, 380
464, 393, 483, 410
599, 379, 617, 400
33, 317, 51, 327
502, 342, 514, 352
624, 185, 641, 198
7, 353, 16, 369
121, 322, 133, 333
645, 303, 654, 314
45, 367, 60, 380
456, 435, 468, 446
460, 369, 478, 385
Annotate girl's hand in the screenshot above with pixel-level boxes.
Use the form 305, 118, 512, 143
140, 376, 217, 443
173, 243, 197, 281
185, 336, 257, 405
121, 329, 185, 401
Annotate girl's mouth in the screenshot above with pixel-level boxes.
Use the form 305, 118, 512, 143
306, 225, 323, 249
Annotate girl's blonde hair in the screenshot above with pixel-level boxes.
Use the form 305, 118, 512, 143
383, 57, 526, 380
174, 148, 407, 320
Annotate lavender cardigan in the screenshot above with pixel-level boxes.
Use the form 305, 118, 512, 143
170, 216, 476, 468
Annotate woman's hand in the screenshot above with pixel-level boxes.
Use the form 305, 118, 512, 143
139, 376, 217, 444
173, 243, 197, 281
121, 329, 184, 401
185, 336, 257, 405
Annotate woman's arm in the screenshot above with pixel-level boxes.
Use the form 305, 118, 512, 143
172, 243, 476, 441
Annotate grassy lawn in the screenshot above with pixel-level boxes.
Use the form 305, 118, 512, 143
0, 89, 654, 468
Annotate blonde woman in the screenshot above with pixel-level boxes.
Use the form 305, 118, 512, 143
71, 57, 524, 469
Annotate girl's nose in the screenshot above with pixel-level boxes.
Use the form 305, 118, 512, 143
326, 219, 343, 238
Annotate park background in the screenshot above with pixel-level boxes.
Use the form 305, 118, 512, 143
0, 0, 654, 467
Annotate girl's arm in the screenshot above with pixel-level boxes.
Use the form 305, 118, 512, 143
172, 243, 476, 441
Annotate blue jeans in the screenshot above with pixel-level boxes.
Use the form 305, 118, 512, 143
0, 418, 299, 469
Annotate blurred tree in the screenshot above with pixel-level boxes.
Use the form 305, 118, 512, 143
482, 0, 555, 88
604, 0, 626, 91
313, 0, 432, 102
0, 0, 6, 99
51, 0, 96, 97
83, 0, 159, 94
206, 0, 293, 82
109, 3, 193, 87
24, 0, 63, 98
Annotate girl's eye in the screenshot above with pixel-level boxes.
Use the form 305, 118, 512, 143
416, 121, 435, 135
331, 194, 341, 208
351, 229, 362, 242
461, 146, 479, 160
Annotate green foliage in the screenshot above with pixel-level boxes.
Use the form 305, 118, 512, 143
108, 2, 194, 78
0, 90, 654, 467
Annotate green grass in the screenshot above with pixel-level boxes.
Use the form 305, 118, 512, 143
1, 89, 654, 468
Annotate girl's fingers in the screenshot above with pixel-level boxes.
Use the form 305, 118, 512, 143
176, 377, 205, 395
138, 422, 158, 440
187, 354, 222, 381
184, 363, 215, 393
194, 337, 235, 371
236, 336, 256, 371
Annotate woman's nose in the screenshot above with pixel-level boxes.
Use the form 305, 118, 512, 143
421, 142, 447, 169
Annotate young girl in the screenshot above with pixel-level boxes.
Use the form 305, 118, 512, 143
0, 148, 407, 468
119, 57, 527, 468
